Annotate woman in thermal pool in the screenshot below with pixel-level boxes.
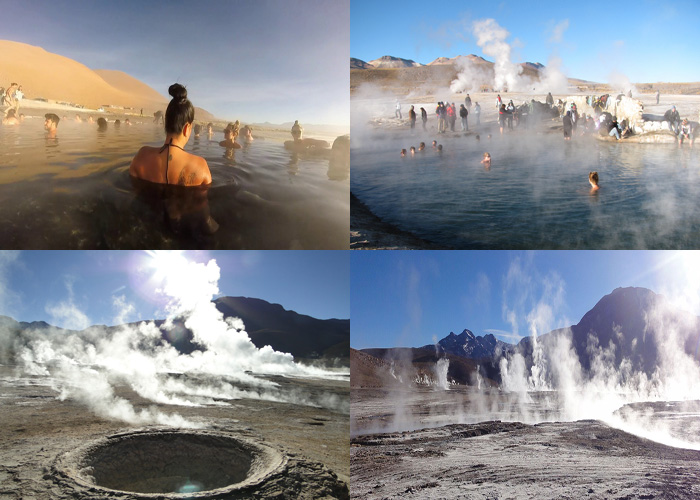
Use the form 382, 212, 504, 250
130, 83, 212, 186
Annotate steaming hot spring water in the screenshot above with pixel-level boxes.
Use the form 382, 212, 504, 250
0, 119, 348, 249
351, 118, 700, 249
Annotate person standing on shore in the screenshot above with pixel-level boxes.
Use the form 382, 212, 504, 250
465, 94, 472, 111
420, 107, 427, 130
546, 92, 554, 107
474, 102, 481, 127
656, 90, 660, 105
459, 104, 468, 131
447, 103, 456, 132
408, 105, 416, 129
395, 100, 402, 119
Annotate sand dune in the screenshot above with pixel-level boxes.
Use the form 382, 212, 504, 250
0, 40, 215, 120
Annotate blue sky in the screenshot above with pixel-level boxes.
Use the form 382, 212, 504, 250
4, 0, 349, 126
352, 251, 700, 349
351, 0, 700, 83
0, 251, 349, 329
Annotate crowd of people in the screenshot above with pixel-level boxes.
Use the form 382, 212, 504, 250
394, 90, 695, 148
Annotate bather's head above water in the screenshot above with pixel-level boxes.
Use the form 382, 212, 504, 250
44, 113, 60, 133
129, 83, 212, 186
165, 83, 195, 137
589, 171, 599, 191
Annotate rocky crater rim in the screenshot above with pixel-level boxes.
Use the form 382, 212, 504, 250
53, 429, 287, 498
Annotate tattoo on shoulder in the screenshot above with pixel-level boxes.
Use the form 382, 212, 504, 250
177, 169, 187, 186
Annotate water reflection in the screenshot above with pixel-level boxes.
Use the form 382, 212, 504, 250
0, 118, 348, 248
352, 132, 699, 249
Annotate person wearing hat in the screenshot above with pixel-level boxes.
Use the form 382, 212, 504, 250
664, 105, 681, 134
678, 118, 694, 147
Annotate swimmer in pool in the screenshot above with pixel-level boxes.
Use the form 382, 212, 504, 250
437, 144, 443, 152
125, 118, 131, 126
114, 119, 121, 128
2, 109, 19, 125
219, 120, 242, 149
44, 113, 59, 138
401, 148, 407, 157
88, 116, 94, 124
130, 83, 212, 186
432, 140, 437, 149
75, 114, 82, 123
97, 117, 107, 130
419, 142, 425, 151
194, 123, 201, 138
206, 122, 213, 139
241, 125, 254, 142
410, 146, 416, 155
481, 152, 491, 167
589, 171, 599, 192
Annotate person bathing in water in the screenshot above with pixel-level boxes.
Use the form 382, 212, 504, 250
589, 171, 600, 192
285, 120, 329, 151
481, 152, 491, 167
241, 125, 254, 142
130, 83, 212, 186
219, 121, 242, 149
44, 113, 59, 138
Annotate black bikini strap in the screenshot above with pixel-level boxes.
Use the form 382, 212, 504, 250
159, 139, 185, 185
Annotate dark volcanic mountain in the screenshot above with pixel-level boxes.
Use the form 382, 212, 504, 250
355, 287, 700, 387
213, 296, 349, 362
423, 328, 511, 360
518, 287, 699, 375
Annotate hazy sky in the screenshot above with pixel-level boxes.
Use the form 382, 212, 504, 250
351, 0, 700, 84
352, 251, 700, 349
0, 251, 349, 329
4, 0, 349, 126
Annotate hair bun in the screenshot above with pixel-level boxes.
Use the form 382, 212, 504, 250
168, 83, 187, 103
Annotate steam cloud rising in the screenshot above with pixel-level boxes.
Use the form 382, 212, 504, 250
7, 253, 348, 427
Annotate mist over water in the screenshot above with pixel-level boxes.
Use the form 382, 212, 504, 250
351, 131, 700, 249
5, 253, 349, 427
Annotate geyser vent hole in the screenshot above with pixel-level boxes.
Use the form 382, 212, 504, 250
75, 432, 280, 495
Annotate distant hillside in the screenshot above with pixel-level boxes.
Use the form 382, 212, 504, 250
0, 40, 215, 118
351, 58, 373, 69
368, 55, 422, 69
351, 53, 542, 94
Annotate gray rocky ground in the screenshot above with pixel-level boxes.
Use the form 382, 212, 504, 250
0, 366, 349, 499
351, 420, 700, 500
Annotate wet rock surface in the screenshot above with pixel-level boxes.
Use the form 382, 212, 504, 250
351, 420, 700, 499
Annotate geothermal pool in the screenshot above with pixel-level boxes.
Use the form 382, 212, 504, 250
0, 119, 348, 249
351, 130, 700, 249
